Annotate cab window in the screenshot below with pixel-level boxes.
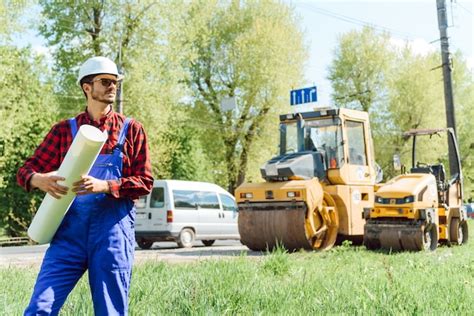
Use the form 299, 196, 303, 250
219, 194, 237, 211
150, 187, 165, 208
283, 122, 298, 154
305, 118, 343, 169
346, 120, 367, 166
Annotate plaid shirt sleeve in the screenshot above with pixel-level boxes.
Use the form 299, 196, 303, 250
18, 117, 153, 200
106, 120, 153, 199
17, 122, 67, 191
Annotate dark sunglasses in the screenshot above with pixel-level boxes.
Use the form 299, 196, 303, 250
90, 78, 120, 87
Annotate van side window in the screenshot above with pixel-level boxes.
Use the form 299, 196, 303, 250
196, 192, 220, 209
150, 187, 164, 208
135, 196, 147, 209
173, 190, 197, 209
219, 194, 237, 211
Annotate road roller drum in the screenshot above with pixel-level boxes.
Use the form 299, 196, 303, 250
364, 220, 438, 251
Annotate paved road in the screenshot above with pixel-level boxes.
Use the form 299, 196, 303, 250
0, 240, 262, 267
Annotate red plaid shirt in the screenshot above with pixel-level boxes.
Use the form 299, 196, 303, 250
17, 108, 153, 200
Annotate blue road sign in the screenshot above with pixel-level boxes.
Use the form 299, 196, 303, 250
290, 86, 317, 106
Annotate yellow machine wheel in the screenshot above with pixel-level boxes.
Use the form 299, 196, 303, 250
422, 224, 438, 251
305, 192, 339, 250
450, 218, 468, 245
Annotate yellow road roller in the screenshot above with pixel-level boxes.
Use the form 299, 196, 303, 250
236, 108, 382, 251
364, 128, 468, 251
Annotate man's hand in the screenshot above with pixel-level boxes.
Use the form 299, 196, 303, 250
72, 175, 110, 195
30, 171, 69, 199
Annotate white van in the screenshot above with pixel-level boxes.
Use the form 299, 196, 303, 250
134, 180, 239, 249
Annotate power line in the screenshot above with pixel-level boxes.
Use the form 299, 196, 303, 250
298, 3, 425, 41
456, 1, 473, 15
44, 96, 277, 135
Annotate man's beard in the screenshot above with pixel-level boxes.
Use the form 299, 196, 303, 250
91, 87, 116, 104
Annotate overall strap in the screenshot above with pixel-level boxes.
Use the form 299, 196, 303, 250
117, 118, 132, 147
68, 118, 78, 139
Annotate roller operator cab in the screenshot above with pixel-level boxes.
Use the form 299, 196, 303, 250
236, 108, 381, 251
364, 128, 468, 251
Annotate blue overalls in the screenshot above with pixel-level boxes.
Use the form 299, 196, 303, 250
25, 118, 136, 316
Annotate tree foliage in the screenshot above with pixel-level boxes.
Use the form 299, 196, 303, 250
154, 106, 214, 182
174, 0, 306, 192
0, 1, 31, 42
39, 0, 161, 116
329, 27, 474, 196
328, 27, 393, 112
39, 0, 307, 193
4, 3, 472, 239
451, 52, 474, 197
0, 46, 58, 236
37, 1, 198, 179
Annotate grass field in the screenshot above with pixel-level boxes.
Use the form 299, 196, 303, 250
2, 222, 474, 315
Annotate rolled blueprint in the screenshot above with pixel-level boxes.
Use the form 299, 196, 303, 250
28, 125, 108, 244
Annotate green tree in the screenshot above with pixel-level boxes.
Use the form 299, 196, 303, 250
155, 106, 214, 182
0, 1, 29, 42
38, 1, 200, 181
39, 0, 159, 116
175, 0, 306, 192
328, 27, 473, 191
116, 1, 203, 180
328, 27, 393, 112
382, 48, 445, 178
0, 47, 58, 236
36, 0, 306, 195
328, 27, 396, 179
451, 52, 474, 198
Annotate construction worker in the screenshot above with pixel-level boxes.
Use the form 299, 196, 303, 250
17, 56, 154, 315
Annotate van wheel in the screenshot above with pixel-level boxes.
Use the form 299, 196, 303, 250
202, 240, 215, 247
177, 228, 195, 248
137, 239, 153, 250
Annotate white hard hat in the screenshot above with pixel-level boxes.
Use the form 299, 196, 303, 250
77, 56, 124, 85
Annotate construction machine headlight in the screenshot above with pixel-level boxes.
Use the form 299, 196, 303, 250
240, 193, 253, 199
287, 191, 301, 198
265, 190, 274, 199
403, 195, 415, 203
375, 196, 384, 204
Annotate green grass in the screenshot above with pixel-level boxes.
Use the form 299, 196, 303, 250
2, 222, 474, 315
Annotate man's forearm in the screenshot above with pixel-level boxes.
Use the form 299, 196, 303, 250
107, 176, 153, 199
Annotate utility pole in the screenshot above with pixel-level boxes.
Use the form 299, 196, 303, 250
436, 0, 459, 176
116, 74, 123, 114
116, 32, 124, 114
116, 73, 123, 114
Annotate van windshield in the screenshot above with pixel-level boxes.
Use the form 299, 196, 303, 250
220, 194, 237, 211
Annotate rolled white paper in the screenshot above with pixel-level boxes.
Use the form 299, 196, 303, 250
28, 125, 108, 244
